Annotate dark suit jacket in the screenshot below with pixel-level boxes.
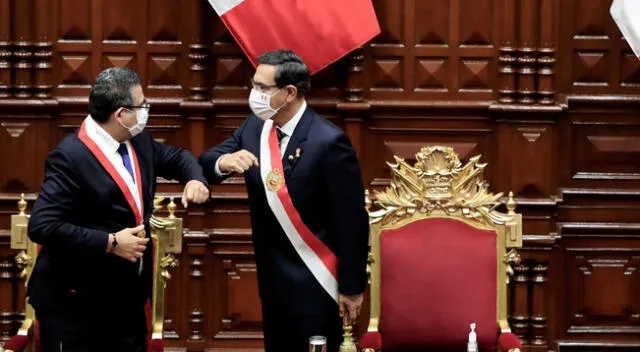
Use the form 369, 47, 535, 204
27, 128, 207, 318
199, 106, 369, 315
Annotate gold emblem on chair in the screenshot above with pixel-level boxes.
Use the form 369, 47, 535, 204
266, 168, 284, 192
370, 146, 511, 229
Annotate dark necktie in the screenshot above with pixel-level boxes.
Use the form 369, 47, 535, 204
276, 128, 286, 147
116, 143, 135, 182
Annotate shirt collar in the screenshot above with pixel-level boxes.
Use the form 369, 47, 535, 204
86, 115, 121, 155
278, 100, 307, 137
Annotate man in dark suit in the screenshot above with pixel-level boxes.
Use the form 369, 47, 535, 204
199, 50, 369, 352
27, 67, 210, 352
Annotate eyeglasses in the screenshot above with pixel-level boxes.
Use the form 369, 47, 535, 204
123, 102, 151, 111
250, 78, 279, 92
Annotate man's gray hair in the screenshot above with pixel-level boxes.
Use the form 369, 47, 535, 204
88, 67, 140, 123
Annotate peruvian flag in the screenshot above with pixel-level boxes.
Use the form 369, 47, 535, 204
207, 0, 380, 74
611, 0, 640, 59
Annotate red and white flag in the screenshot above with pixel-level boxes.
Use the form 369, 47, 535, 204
207, 0, 380, 74
611, 0, 640, 59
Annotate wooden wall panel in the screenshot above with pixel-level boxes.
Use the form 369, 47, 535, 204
0, 120, 49, 192
1, 0, 640, 351
560, 0, 640, 95
366, 0, 498, 102
565, 245, 640, 334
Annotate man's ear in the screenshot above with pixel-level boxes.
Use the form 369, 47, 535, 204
113, 107, 126, 121
286, 85, 298, 102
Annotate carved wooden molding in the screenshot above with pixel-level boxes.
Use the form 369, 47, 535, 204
1, 122, 29, 138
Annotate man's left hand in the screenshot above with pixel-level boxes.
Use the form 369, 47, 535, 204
339, 293, 364, 325
182, 180, 209, 208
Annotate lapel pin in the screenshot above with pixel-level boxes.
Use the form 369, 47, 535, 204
288, 155, 294, 161
295, 148, 301, 158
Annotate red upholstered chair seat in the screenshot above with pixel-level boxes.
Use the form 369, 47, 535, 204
379, 217, 497, 350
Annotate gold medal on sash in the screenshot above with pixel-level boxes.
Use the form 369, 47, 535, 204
266, 168, 284, 192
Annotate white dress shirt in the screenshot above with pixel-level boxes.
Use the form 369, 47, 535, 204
215, 100, 307, 176
84, 115, 144, 273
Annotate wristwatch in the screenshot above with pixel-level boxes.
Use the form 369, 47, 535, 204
110, 233, 118, 252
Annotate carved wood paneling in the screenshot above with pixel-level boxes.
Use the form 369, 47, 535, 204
566, 248, 640, 334
0, 120, 49, 192
570, 115, 640, 182
214, 254, 262, 340
367, 0, 497, 102
560, 0, 640, 95
366, 117, 492, 187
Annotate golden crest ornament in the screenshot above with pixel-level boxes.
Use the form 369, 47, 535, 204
266, 168, 284, 192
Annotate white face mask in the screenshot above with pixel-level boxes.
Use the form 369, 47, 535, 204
249, 88, 286, 120
121, 107, 149, 137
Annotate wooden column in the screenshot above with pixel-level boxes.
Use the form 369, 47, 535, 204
510, 262, 531, 346
338, 47, 368, 159
344, 47, 365, 104
185, 0, 209, 103
12, 0, 33, 98
188, 44, 208, 102
34, 0, 53, 99
531, 261, 549, 351
536, 0, 556, 105
517, 0, 538, 104
179, 2, 210, 350
0, 259, 15, 344
181, 0, 211, 162
0, 0, 11, 98
185, 233, 208, 350
497, 0, 517, 104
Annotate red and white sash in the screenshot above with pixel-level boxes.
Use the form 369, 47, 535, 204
78, 119, 144, 225
259, 119, 339, 303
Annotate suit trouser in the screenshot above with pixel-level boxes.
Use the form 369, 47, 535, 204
36, 307, 147, 352
262, 304, 343, 352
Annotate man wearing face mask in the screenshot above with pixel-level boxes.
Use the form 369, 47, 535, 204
27, 67, 210, 351
199, 50, 369, 352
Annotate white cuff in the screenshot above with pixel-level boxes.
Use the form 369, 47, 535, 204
215, 155, 232, 177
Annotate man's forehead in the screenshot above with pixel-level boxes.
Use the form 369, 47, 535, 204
131, 85, 145, 103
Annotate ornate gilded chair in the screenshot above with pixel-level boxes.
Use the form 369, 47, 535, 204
4, 195, 37, 352
359, 146, 523, 352
3, 195, 182, 352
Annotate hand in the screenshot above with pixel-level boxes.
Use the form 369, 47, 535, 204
182, 180, 209, 208
219, 150, 259, 174
112, 225, 149, 263
339, 293, 364, 325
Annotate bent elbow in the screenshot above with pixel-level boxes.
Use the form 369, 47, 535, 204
27, 216, 54, 245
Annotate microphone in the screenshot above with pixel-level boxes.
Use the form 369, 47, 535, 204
498, 332, 522, 352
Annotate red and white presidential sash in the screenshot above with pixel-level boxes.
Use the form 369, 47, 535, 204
78, 119, 144, 225
259, 119, 339, 303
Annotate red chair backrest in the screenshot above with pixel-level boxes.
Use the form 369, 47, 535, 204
379, 217, 498, 350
